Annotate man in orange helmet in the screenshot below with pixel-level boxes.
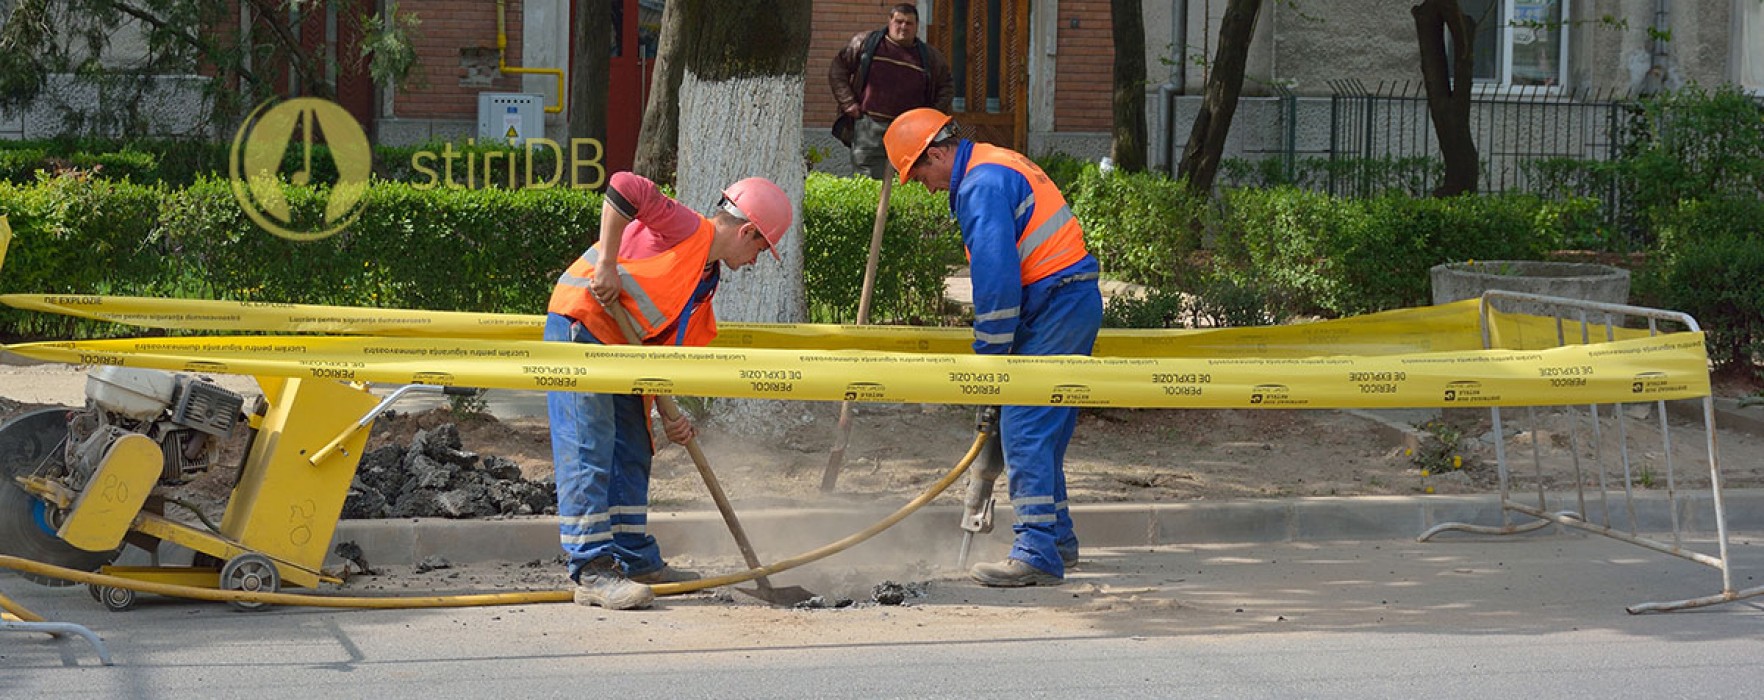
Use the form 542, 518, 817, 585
545, 172, 794, 609
884, 108, 1102, 587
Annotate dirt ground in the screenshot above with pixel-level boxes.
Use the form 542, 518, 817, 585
3, 355, 1760, 515
363, 389, 1764, 512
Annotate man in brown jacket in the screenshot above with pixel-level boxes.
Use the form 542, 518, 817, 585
828, 3, 955, 179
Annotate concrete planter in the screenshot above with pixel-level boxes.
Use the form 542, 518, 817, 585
1430, 261, 1630, 314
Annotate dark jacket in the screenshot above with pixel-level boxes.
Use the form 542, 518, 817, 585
828, 30, 956, 119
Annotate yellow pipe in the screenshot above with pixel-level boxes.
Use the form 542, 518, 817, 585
496, 0, 565, 113
0, 431, 986, 608
0, 588, 46, 622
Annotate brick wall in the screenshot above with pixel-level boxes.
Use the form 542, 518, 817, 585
394, 0, 526, 120
386, 1, 1115, 135
1052, 1, 1113, 133
805, 1, 900, 125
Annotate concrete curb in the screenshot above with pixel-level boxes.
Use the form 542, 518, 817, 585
330, 488, 1764, 567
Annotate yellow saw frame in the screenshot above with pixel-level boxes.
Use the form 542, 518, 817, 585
17, 375, 380, 608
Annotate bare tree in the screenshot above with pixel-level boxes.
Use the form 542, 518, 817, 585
1176, 0, 1261, 193
632, 0, 686, 185
1109, 0, 1148, 172
569, 0, 612, 146
1413, 0, 1479, 196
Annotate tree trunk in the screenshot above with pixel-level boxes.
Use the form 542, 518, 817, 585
675, 0, 811, 437
1109, 0, 1148, 173
569, 0, 612, 147
1176, 0, 1260, 194
1413, 0, 1479, 197
633, 0, 686, 185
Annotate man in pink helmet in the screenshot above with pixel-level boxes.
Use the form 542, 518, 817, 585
545, 172, 793, 610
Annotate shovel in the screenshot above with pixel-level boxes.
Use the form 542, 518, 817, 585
820, 170, 894, 492
603, 302, 816, 606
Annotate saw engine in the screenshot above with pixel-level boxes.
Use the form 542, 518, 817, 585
0, 367, 246, 586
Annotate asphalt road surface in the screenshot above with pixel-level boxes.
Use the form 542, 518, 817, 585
5, 535, 1764, 698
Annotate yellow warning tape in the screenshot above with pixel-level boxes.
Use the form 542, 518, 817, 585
0, 294, 1652, 357
0, 216, 12, 274
1, 330, 1709, 408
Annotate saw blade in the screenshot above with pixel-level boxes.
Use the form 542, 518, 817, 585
0, 407, 121, 586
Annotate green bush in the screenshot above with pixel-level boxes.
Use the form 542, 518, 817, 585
1032, 151, 1091, 192
1, 175, 599, 339
1645, 198, 1764, 372
1065, 165, 1209, 289
1218, 188, 1573, 316
1102, 287, 1188, 329
0, 138, 588, 190
799, 173, 965, 325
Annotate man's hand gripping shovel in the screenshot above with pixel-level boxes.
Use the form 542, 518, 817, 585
599, 297, 816, 606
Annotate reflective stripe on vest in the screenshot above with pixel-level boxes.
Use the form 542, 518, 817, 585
963, 143, 1089, 286
546, 217, 718, 345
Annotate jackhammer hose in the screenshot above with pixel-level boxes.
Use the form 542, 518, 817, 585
1, 588, 46, 621
0, 431, 986, 609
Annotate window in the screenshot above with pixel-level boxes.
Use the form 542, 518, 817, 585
1739, 0, 1764, 94
1461, 0, 1568, 87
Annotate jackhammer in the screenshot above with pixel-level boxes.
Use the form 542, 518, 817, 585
956, 406, 1005, 569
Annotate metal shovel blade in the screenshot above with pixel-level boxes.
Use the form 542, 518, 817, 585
734, 582, 818, 607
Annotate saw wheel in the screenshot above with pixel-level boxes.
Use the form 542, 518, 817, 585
0, 407, 123, 586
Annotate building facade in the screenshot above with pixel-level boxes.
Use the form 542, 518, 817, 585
3, 1, 1759, 181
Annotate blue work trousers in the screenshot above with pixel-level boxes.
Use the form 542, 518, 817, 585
1002, 276, 1103, 577
544, 312, 666, 581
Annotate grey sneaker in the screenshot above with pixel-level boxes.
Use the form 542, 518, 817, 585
970, 558, 1061, 587
631, 565, 702, 584
574, 558, 654, 610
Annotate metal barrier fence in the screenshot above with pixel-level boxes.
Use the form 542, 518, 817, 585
1418, 290, 1761, 613
1325, 79, 1631, 199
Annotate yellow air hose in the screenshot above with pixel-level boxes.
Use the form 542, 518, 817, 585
0, 430, 985, 609
1, 588, 47, 621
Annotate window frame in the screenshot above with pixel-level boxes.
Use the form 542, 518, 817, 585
1738, 0, 1764, 96
1464, 0, 1572, 91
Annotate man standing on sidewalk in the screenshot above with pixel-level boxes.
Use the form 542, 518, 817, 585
545, 172, 793, 609
883, 108, 1103, 587
828, 3, 954, 179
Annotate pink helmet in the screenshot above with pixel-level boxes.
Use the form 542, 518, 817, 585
720, 177, 793, 261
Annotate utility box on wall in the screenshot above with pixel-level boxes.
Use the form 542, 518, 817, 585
477, 93, 545, 147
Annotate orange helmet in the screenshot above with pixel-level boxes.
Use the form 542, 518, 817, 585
883, 108, 954, 184
721, 177, 792, 261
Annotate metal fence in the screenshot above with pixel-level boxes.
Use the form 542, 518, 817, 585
1323, 79, 1633, 200
1418, 291, 1758, 613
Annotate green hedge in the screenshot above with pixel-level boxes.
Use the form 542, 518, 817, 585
1645, 198, 1764, 371
1064, 164, 1209, 289
0, 138, 585, 190
1215, 188, 1579, 316
1060, 168, 1586, 320
0, 177, 600, 339
0, 173, 966, 339
799, 173, 965, 324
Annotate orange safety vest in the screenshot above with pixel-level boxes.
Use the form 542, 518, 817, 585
547, 217, 720, 347
963, 143, 1090, 286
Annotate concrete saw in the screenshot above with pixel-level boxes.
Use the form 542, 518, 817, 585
0, 407, 121, 586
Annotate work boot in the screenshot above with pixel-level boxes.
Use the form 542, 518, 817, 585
573, 557, 654, 610
970, 558, 1061, 587
631, 565, 702, 584
1061, 549, 1080, 569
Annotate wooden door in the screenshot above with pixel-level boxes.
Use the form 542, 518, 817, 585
928, 0, 1030, 150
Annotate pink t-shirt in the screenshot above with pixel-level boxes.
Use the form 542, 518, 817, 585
606, 171, 706, 260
